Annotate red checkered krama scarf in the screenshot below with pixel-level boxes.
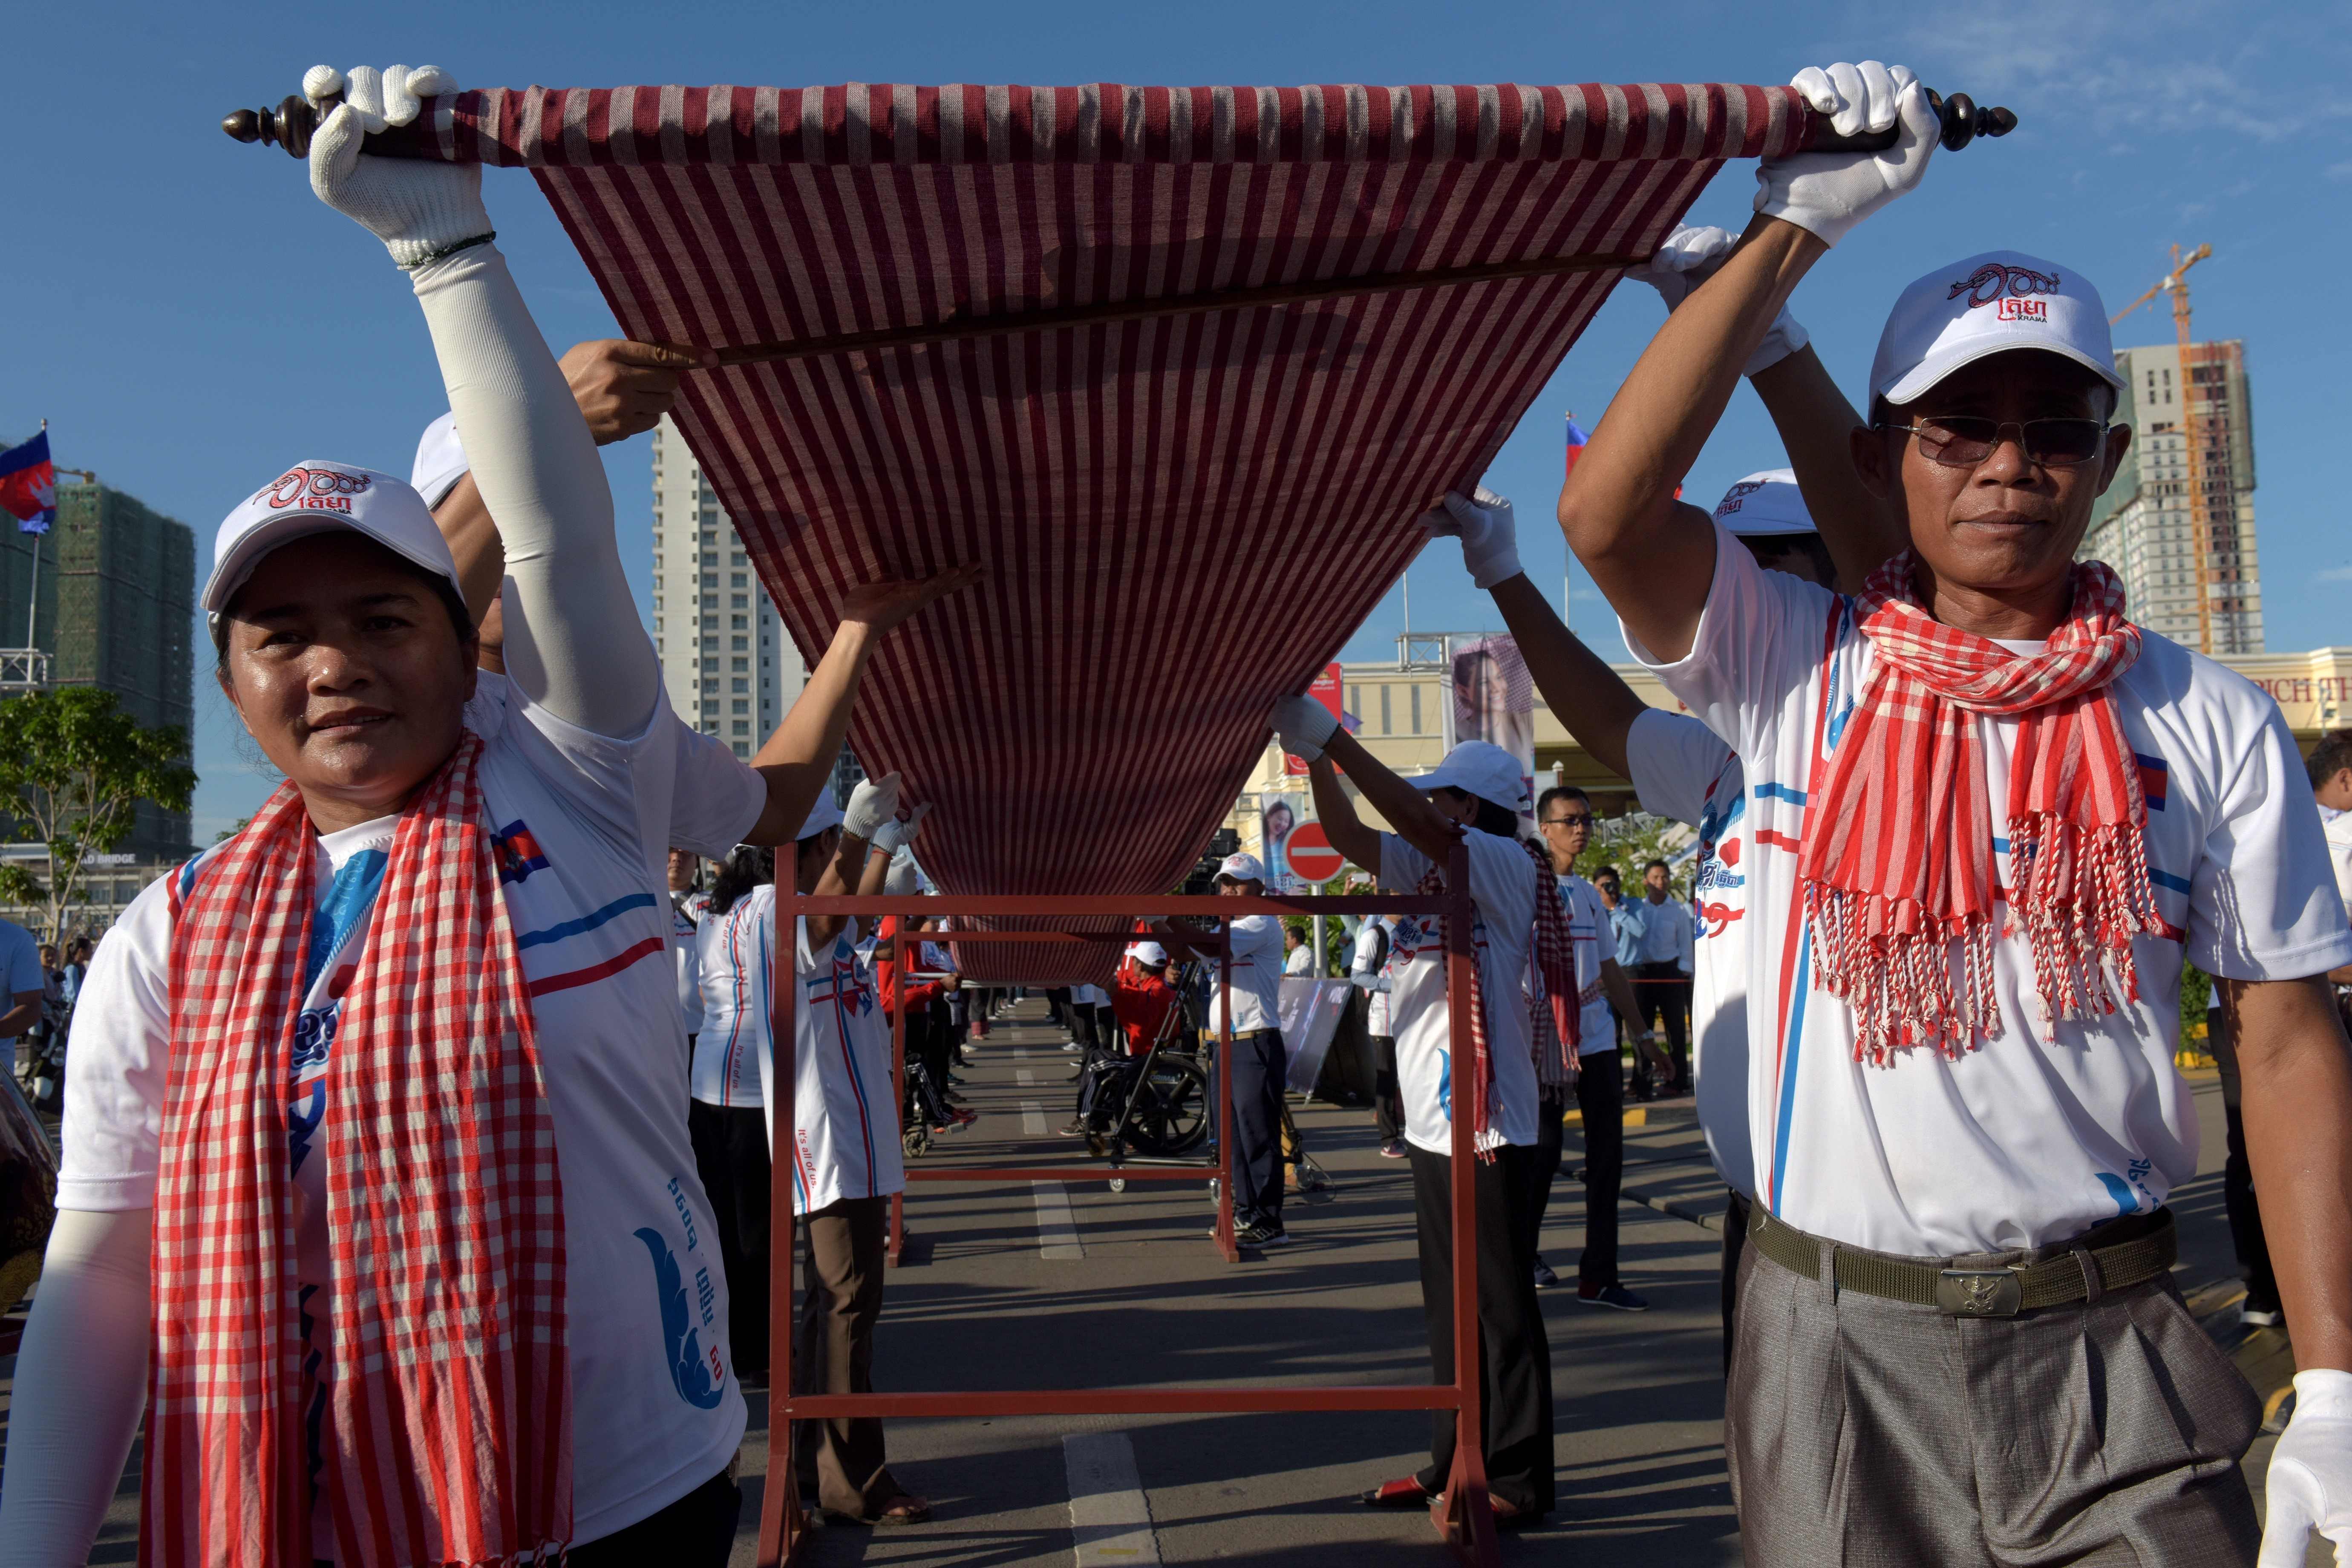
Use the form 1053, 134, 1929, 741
1416, 835, 1580, 1156
151, 731, 571, 1568
1799, 553, 2159, 1063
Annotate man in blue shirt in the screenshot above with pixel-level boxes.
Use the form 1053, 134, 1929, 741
0, 917, 49, 1083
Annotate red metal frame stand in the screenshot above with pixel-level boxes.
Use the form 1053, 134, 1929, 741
758, 850, 1496, 1567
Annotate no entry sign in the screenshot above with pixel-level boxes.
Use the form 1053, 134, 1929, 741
1284, 821, 1346, 884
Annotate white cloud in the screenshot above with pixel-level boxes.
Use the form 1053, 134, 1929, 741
2316, 565, 2352, 583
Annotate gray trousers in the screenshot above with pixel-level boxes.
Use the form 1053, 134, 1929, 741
1729, 1225, 2261, 1567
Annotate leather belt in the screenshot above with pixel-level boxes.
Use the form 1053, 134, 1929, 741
1747, 1202, 2177, 1318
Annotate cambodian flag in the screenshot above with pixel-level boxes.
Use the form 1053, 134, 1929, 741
0, 432, 56, 535
1562, 414, 1590, 480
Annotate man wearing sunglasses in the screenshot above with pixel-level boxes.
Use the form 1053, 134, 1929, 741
1550, 57, 2352, 1567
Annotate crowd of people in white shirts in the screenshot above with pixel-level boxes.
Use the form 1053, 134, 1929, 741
4, 52, 2352, 1568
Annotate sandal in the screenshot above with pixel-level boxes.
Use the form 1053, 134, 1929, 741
872, 1493, 933, 1527
1359, 1477, 1435, 1508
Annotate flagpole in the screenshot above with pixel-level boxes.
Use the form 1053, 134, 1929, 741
26, 421, 42, 650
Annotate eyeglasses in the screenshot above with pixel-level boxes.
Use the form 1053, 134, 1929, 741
1541, 814, 1593, 829
1877, 417, 2110, 469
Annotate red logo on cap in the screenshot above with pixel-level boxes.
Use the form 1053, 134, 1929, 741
1947, 262, 2062, 310
254, 466, 372, 513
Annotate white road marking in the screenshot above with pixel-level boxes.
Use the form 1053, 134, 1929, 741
1017, 1070, 1083, 1257
1064, 1431, 1161, 1566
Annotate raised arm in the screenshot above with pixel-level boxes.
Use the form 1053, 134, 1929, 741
303, 63, 653, 735
743, 570, 980, 847
1421, 488, 1649, 779
1273, 701, 1459, 870
1560, 63, 1936, 661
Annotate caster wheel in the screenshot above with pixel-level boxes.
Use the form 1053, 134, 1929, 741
1109, 1178, 1127, 1193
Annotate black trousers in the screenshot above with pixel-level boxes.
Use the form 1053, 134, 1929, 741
1522, 1086, 1568, 1262
1372, 1034, 1402, 1142
1408, 1143, 1554, 1516
1630, 961, 1691, 1095
1721, 1189, 1749, 1374
2211, 1006, 2279, 1313
1574, 1046, 1625, 1289
1228, 1029, 1287, 1228
567, 1467, 741, 1566
687, 1099, 772, 1378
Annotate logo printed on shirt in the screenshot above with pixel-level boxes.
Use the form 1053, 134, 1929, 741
493, 819, 551, 885
636, 1211, 726, 1409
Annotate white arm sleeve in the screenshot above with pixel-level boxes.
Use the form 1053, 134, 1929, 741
0, 1208, 153, 1568
409, 245, 658, 738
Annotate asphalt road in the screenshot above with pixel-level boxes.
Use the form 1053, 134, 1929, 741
0, 1000, 2320, 1565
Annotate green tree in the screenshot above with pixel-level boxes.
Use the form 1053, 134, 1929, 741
0, 689, 196, 941
1588, 811, 1697, 900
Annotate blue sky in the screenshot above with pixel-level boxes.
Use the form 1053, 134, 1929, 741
5, 0, 2349, 839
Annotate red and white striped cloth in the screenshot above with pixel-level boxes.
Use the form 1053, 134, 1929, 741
1799, 554, 2159, 1063
152, 734, 569, 1568
418, 81, 1809, 980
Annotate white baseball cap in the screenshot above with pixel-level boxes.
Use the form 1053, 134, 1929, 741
1130, 941, 1169, 967
410, 412, 470, 510
1711, 469, 1815, 538
795, 789, 846, 842
1404, 740, 1528, 813
1869, 250, 2126, 409
205, 460, 461, 616
1216, 851, 1267, 885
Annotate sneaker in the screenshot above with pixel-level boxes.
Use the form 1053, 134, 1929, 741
1379, 1140, 1407, 1159
2242, 1301, 2283, 1328
1577, 1281, 1649, 1311
1057, 1118, 1090, 1137
1062, 1042, 1085, 1054
1532, 1259, 1559, 1289
1237, 1222, 1290, 1246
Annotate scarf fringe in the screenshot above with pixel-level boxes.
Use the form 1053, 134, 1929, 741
1805, 882, 1999, 1063
2007, 812, 2156, 1024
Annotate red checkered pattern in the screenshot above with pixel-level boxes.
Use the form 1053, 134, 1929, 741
1799, 554, 2158, 1063
424, 81, 1807, 980
150, 733, 571, 1568
1422, 836, 1579, 1157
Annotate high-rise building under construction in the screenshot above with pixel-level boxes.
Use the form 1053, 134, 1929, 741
2079, 339, 2260, 655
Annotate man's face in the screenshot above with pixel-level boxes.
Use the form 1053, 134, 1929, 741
1854, 351, 2130, 606
794, 826, 842, 894
667, 848, 698, 891
218, 533, 476, 825
1215, 876, 1262, 899
1427, 788, 1480, 828
1643, 864, 1670, 899
1595, 875, 1620, 905
2317, 767, 2352, 814
1538, 797, 1594, 872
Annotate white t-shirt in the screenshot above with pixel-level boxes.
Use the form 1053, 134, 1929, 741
1285, 943, 1314, 976
1377, 831, 1541, 1155
1555, 874, 1615, 1056
692, 889, 770, 1108
1626, 708, 1755, 1196
58, 675, 767, 1550
672, 889, 709, 1039
1205, 914, 1285, 1036
1351, 919, 1395, 1037
1630, 525, 2352, 1254
749, 900, 906, 1214
2321, 804, 2352, 921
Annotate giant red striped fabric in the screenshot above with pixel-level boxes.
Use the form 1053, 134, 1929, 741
420, 82, 1811, 980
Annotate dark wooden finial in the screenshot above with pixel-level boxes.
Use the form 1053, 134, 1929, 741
1805, 86, 2020, 154
220, 94, 320, 158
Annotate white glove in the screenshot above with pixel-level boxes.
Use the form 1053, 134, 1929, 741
1270, 694, 1340, 763
1754, 62, 1938, 248
1633, 225, 1813, 377
872, 799, 932, 854
306, 63, 491, 268
1419, 487, 1520, 591
843, 770, 904, 842
2260, 1369, 2352, 1567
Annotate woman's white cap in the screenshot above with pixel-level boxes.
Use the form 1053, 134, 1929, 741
1711, 469, 1815, 538
1404, 740, 1528, 813
1216, 851, 1267, 885
1130, 941, 1169, 966
205, 461, 461, 615
796, 789, 846, 842
410, 412, 471, 509
1869, 251, 2127, 408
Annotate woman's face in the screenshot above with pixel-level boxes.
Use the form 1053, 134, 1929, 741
217, 533, 476, 831
1266, 803, 1294, 840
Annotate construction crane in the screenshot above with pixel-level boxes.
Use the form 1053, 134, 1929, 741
2111, 243, 2217, 652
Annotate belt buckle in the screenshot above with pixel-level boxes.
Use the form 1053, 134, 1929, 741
1937, 1267, 2023, 1317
